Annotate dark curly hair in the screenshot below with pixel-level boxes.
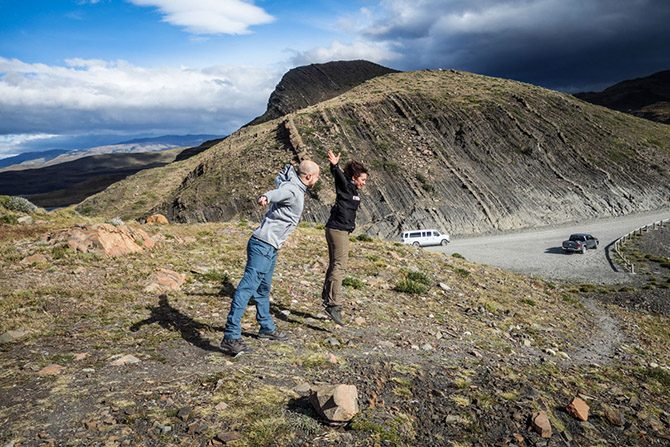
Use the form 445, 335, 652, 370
344, 160, 368, 179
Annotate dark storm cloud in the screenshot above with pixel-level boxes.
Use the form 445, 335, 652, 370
361, 0, 670, 91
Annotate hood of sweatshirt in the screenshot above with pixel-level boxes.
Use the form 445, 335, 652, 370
275, 164, 306, 192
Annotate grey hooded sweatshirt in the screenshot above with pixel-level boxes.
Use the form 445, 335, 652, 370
252, 164, 307, 249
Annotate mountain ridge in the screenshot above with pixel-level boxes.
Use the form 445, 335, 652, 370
78, 68, 670, 237
575, 69, 670, 124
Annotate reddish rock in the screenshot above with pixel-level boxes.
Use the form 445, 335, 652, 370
47, 224, 154, 257
20, 253, 49, 265
38, 364, 65, 376
566, 396, 590, 421
144, 269, 186, 292
531, 411, 552, 438
146, 214, 169, 225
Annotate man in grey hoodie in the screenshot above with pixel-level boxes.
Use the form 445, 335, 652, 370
220, 160, 320, 355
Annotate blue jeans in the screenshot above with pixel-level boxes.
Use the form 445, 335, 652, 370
223, 237, 278, 340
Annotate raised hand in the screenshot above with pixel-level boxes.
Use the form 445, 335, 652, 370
327, 149, 340, 166
257, 195, 269, 206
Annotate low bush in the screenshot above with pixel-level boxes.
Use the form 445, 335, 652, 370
5, 196, 38, 213
343, 276, 364, 289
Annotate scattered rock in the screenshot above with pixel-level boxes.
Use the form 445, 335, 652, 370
378, 341, 395, 349
531, 411, 552, 438
512, 432, 526, 446
439, 282, 451, 291
327, 353, 339, 364
188, 421, 207, 435
177, 406, 192, 421
0, 329, 30, 344
324, 337, 341, 347
145, 214, 169, 225
214, 402, 229, 411
602, 405, 624, 427
20, 254, 48, 265
354, 317, 366, 325
37, 364, 65, 376
214, 431, 241, 444
293, 383, 312, 395
144, 270, 186, 293
17, 216, 33, 225
566, 396, 590, 421
190, 265, 211, 274
108, 217, 124, 226
422, 343, 434, 351
310, 384, 360, 424
110, 354, 141, 366
74, 352, 89, 361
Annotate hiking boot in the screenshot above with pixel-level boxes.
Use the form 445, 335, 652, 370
220, 337, 251, 355
258, 330, 289, 341
325, 306, 345, 326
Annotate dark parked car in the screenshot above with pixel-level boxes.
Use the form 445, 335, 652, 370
562, 233, 599, 254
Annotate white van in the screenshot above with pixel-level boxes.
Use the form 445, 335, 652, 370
401, 229, 450, 247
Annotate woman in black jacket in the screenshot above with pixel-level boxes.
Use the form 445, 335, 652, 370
321, 149, 369, 325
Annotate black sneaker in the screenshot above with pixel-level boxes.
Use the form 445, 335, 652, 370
258, 330, 289, 341
325, 306, 345, 326
220, 338, 251, 355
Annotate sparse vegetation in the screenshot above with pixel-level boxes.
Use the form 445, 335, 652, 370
343, 276, 364, 289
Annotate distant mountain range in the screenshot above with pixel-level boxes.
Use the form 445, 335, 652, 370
0, 134, 221, 171
0, 135, 223, 208
575, 69, 670, 124
0, 149, 70, 169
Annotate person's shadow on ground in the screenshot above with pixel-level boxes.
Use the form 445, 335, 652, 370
130, 294, 224, 352
270, 302, 330, 333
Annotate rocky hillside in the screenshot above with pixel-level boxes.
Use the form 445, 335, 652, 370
575, 70, 670, 124
246, 60, 398, 126
1, 213, 669, 446
78, 69, 670, 238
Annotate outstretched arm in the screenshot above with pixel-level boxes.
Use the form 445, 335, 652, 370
327, 149, 340, 166
260, 184, 295, 206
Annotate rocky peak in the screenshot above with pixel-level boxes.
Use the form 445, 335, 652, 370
246, 60, 399, 126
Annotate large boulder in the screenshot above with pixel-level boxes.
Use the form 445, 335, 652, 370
47, 223, 155, 257
310, 384, 359, 425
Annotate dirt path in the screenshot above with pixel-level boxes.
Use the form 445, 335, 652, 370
569, 298, 626, 365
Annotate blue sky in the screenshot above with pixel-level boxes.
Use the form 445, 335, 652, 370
1, 0, 669, 158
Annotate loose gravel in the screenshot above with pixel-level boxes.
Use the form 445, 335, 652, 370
430, 208, 670, 285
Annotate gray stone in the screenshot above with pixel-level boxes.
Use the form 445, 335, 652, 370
0, 329, 30, 344
17, 216, 33, 225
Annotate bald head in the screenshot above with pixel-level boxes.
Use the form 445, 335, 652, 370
298, 159, 320, 188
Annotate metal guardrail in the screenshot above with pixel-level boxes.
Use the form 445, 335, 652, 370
610, 218, 670, 274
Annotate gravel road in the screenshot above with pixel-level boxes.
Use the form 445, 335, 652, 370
429, 208, 670, 284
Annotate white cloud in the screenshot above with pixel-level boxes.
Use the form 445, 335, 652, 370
128, 0, 274, 35
291, 40, 400, 67
0, 133, 59, 158
0, 57, 280, 136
